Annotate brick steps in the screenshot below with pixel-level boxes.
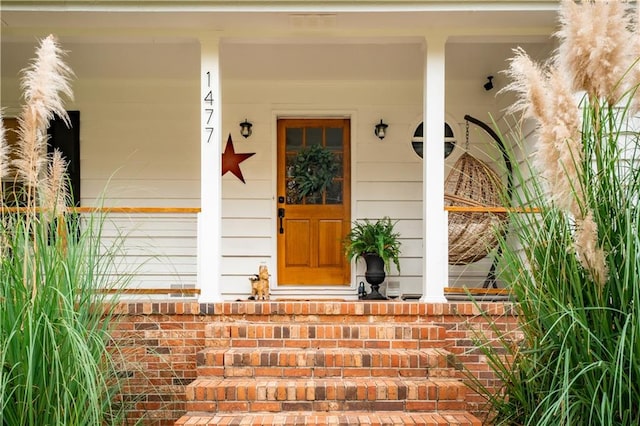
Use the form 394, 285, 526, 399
196, 347, 456, 378
176, 305, 481, 426
175, 411, 482, 425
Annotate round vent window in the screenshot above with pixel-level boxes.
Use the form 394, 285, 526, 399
411, 122, 456, 159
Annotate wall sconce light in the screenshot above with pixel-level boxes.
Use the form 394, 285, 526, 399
484, 75, 494, 91
374, 119, 388, 140
239, 119, 253, 138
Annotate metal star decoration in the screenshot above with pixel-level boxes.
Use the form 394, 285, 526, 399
221, 134, 255, 184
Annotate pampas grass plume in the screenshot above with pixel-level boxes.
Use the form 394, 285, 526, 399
543, 68, 583, 215
0, 114, 8, 182
502, 47, 549, 122
15, 35, 74, 192
503, 50, 584, 215
44, 149, 70, 215
20, 35, 73, 129
556, 0, 634, 104
574, 212, 608, 287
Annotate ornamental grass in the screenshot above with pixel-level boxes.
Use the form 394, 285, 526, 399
0, 35, 131, 425
471, 1, 640, 425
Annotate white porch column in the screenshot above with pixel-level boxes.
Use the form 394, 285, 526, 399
198, 35, 222, 302
421, 35, 448, 303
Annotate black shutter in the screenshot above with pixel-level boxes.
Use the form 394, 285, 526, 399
47, 110, 80, 206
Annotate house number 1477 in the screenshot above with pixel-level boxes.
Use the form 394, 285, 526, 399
204, 71, 214, 143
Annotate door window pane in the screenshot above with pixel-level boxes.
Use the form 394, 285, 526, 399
326, 127, 343, 151
306, 127, 323, 146
305, 192, 322, 205
333, 153, 343, 178
286, 128, 303, 151
326, 180, 343, 205
286, 179, 302, 204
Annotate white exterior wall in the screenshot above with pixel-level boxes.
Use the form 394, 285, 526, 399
220, 77, 507, 299
222, 79, 427, 299
80, 78, 201, 292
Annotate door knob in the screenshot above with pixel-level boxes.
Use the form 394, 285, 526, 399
278, 208, 285, 234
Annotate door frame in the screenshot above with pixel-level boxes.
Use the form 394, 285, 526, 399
270, 111, 357, 293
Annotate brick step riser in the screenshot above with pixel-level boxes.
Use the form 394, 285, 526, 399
197, 349, 452, 370
175, 410, 482, 426
195, 353, 456, 379
185, 400, 467, 413
204, 324, 448, 350
198, 300, 484, 318
195, 348, 459, 379
197, 366, 456, 379
185, 379, 467, 404
205, 323, 446, 348
206, 340, 447, 350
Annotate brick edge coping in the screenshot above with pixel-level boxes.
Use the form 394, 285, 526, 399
111, 300, 517, 316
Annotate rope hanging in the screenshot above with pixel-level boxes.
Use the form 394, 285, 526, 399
444, 120, 507, 265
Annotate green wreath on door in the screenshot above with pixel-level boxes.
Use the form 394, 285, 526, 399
290, 144, 339, 201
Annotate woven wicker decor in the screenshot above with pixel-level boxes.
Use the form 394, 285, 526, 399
444, 152, 506, 265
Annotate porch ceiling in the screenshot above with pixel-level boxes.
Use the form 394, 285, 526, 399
219, 39, 554, 81
1, 2, 558, 83
1, 37, 554, 84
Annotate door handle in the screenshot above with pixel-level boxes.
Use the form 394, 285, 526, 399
278, 208, 285, 234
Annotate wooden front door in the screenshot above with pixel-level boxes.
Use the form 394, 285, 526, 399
277, 118, 351, 285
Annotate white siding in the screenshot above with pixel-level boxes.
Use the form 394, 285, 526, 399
95, 213, 198, 294
220, 76, 509, 298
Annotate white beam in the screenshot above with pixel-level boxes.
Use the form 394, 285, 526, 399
421, 34, 447, 303
198, 35, 222, 302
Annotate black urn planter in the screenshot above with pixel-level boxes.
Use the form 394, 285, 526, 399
362, 253, 387, 300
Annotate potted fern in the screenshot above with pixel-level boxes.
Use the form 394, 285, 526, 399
344, 216, 401, 299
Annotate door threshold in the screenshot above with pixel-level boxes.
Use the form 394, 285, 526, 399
270, 298, 348, 301
270, 286, 358, 301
